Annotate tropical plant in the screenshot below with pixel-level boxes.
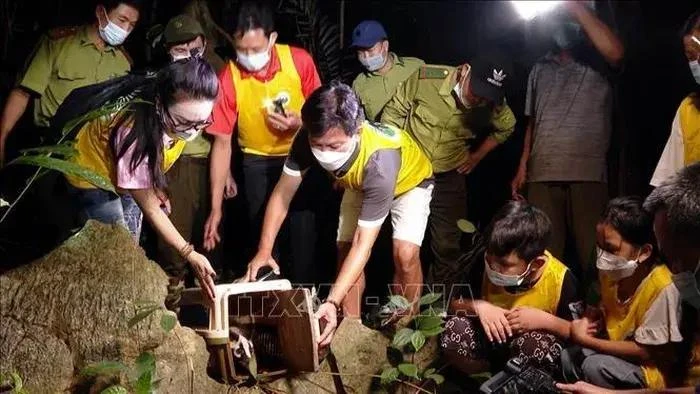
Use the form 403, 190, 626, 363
0, 371, 29, 394
379, 293, 446, 391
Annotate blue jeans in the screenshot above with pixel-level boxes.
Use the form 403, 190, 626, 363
71, 186, 143, 241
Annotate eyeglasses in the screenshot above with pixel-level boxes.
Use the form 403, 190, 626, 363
163, 107, 212, 133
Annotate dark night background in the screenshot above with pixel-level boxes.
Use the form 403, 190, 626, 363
1, 0, 698, 278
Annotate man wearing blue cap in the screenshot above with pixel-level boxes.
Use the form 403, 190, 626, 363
351, 20, 424, 121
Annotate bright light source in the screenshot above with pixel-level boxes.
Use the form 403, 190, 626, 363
511, 1, 561, 20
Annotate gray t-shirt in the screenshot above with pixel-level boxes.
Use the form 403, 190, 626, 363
284, 130, 403, 223
525, 53, 613, 183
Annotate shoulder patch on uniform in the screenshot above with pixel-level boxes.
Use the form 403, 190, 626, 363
48, 26, 78, 40
419, 66, 449, 80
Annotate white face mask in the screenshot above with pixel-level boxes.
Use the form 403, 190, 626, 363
689, 60, 700, 85
99, 9, 130, 46
310, 136, 358, 172
236, 40, 272, 72
360, 52, 386, 72
484, 256, 533, 288
672, 259, 700, 309
596, 248, 639, 281
453, 78, 474, 109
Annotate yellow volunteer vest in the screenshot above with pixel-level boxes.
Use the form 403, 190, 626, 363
67, 113, 185, 189
483, 251, 568, 314
679, 96, 700, 165
230, 44, 305, 156
335, 121, 433, 196
599, 264, 674, 389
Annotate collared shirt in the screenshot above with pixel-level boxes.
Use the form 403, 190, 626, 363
19, 25, 131, 127
525, 52, 613, 183
381, 64, 516, 173
352, 53, 424, 121
207, 45, 321, 136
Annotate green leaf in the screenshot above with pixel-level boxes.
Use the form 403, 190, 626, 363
397, 363, 419, 379
160, 310, 177, 333
379, 367, 399, 385
427, 306, 446, 317
20, 143, 77, 158
100, 385, 128, 394
410, 330, 426, 352
134, 369, 153, 394
248, 351, 258, 379
392, 328, 414, 348
427, 373, 445, 385
133, 352, 156, 378
81, 361, 128, 377
414, 315, 443, 331
457, 219, 476, 233
8, 155, 115, 192
419, 293, 442, 306
421, 326, 445, 337
128, 305, 160, 328
388, 295, 411, 310
422, 368, 436, 378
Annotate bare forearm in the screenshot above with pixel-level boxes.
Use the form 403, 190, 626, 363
131, 189, 188, 250
544, 317, 572, 339
1, 89, 31, 143
571, 4, 624, 66
577, 336, 649, 362
519, 119, 533, 168
474, 136, 500, 159
328, 228, 379, 304
209, 135, 231, 212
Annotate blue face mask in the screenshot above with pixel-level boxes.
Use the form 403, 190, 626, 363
360, 52, 386, 72
689, 60, 700, 85
99, 9, 130, 46
553, 22, 581, 50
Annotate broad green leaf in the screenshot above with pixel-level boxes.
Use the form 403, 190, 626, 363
8, 155, 115, 192
133, 370, 152, 394
427, 306, 446, 317
388, 295, 411, 310
410, 330, 426, 352
427, 373, 445, 385
421, 326, 445, 337
397, 363, 419, 379
100, 385, 128, 394
392, 328, 414, 348
128, 305, 160, 328
415, 315, 443, 331
457, 219, 476, 233
20, 143, 77, 158
422, 368, 436, 378
160, 311, 177, 333
419, 293, 442, 306
81, 361, 128, 377
133, 352, 156, 378
379, 367, 399, 385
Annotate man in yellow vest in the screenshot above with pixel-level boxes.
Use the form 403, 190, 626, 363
246, 82, 434, 346
203, 1, 326, 284
650, 29, 700, 187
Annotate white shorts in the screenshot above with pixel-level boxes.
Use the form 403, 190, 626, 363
337, 185, 433, 246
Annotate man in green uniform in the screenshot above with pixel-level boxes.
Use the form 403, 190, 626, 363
381, 53, 516, 295
0, 0, 141, 165
350, 20, 424, 121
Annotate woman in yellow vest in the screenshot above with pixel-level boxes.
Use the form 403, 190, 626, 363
243, 81, 434, 346
442, 201, 582, 375
562, 197, 681, 390
66, 57, 219, 300
651, 11, 700, 187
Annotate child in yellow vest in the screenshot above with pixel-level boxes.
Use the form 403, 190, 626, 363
442, 201, 583, 375
562, 197, 682, 390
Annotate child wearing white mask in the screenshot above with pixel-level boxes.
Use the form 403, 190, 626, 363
441, 201, 582, 376
561, 197, 682, 390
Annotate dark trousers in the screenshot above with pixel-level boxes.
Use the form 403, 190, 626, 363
427, 170, 467, 293
241, 153, 334, 287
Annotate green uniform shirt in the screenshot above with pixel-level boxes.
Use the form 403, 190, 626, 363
352, 53, 424, 121
181, 134, 211, 157
381, 64, 516, 173
19, 25, 132, 127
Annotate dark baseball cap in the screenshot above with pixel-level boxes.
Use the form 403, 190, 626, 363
468, 52, 513, 105
351, 20, 387, 48
163, 14, 205, 45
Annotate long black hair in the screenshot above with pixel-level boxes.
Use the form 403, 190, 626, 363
682, 9, 700, 110
109, 57, 218, 189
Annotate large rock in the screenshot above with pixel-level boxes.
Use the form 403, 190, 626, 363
0, 221, 229, 393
